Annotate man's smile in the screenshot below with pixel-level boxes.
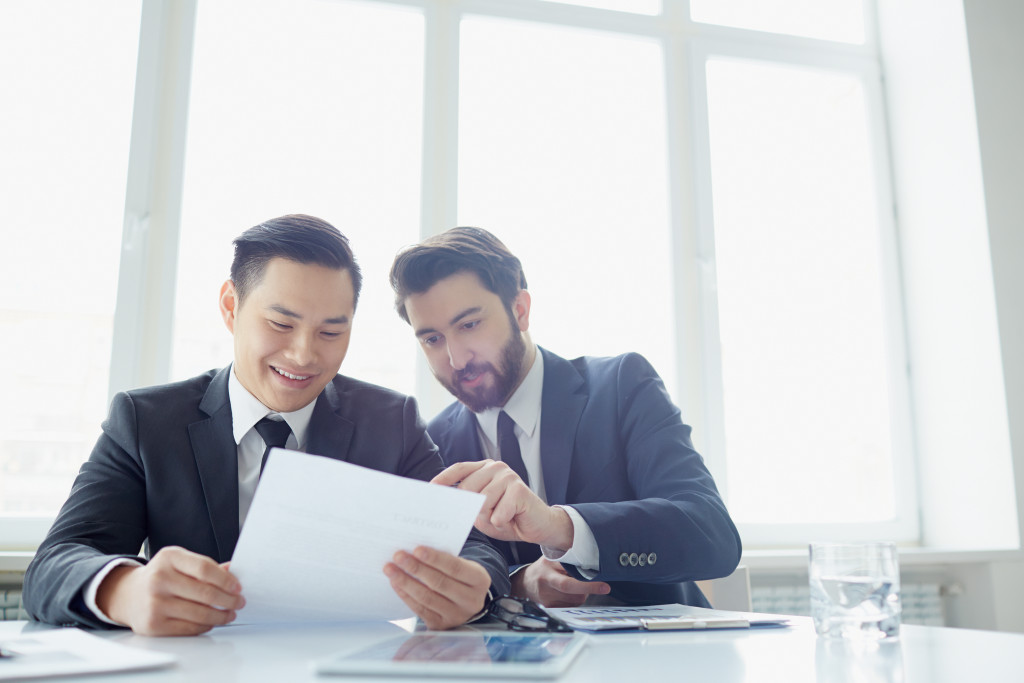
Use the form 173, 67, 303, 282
272, 365, 315, 382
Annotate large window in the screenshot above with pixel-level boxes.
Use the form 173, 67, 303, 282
172, 0, 424, 395
0, 0, 141, 546
5, 0, 932, 550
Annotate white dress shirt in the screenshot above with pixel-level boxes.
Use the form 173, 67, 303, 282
474, 351, 601, 574
84, 365, 318, 624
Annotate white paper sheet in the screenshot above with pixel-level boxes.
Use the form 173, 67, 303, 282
229, 449, 485, 624
0, 628, 176, 680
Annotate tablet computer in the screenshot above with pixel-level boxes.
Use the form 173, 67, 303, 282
313, 631, 587, 678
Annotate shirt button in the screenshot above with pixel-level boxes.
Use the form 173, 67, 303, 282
629, 553, 639, 567
648, 552, 658, 565
638, 553, 648, 567
619, 553, 630, 567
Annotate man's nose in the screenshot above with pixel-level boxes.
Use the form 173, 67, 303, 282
286, 332, 317, 366
446, 339, 471, 370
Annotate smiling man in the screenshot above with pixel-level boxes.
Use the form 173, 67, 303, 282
390, 227, 741, 609
23, 215, 508, 635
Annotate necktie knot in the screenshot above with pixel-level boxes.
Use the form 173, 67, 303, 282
255, 416, 292, 476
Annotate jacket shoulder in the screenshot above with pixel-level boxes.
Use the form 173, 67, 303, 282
109, 368, 221, 420
426, 401, 466, 443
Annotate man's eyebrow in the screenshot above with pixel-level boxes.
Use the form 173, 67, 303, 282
413, 306, 482, 338
269, 305, 301, 319
269, 305, 349, 325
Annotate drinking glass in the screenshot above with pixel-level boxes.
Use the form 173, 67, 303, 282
809, 542, 901, 640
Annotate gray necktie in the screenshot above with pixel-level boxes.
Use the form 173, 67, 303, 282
254, 416, 292, 477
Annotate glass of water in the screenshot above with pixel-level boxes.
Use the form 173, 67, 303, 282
809, 542, 901, 640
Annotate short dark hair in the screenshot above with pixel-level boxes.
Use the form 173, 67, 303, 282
389, 227, 527, 323
231, 214, 363, 307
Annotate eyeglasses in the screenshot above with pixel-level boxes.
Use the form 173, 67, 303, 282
488, 595, 573, 633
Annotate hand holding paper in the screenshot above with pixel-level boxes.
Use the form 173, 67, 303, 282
385, 545, 492, 630
230, 450, 486, 625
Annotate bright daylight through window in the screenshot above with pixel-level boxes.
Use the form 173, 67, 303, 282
3, 0, 914, 550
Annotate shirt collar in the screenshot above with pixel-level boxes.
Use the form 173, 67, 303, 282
228, 363, 317, 448
476, 348, 544, 447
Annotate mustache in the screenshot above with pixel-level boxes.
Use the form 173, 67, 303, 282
455, 362, 494, 382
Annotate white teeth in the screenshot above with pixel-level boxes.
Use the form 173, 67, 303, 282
274, 367, 311, 381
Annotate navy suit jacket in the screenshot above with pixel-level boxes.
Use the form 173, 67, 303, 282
24, 367, 509, 628
428, 348, 741, 607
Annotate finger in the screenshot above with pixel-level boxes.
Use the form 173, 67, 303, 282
393, 548, 479, 597
471, 468, 526, 532
431, 460, 494, 486
487, 482, 531, 534
147, 560, 245, 612
385, 565, 447, 629
549, 574, 612, 596
165, 549, 243, 595
159, 598, 239, 628
418, 547, 490, 589
387, 552, 486, 624
134, 616, 218, 637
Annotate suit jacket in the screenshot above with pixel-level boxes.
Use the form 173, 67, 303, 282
24, 367, 509, 628
428, 348, 741, 607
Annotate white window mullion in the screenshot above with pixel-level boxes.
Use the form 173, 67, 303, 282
109, 0, 197, 400
417, 0, 464, 417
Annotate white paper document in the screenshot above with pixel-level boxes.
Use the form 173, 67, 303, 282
0, 628, 176, 680
230, 450, 485, 624
543, 604, 791, 631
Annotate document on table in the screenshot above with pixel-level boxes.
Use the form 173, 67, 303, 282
230, 449, 485, 624
0, 628, 175, 680
543, 604, 792, 631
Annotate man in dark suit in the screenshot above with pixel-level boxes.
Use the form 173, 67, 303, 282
24, 215, 508, 636
389, 227, 741, 608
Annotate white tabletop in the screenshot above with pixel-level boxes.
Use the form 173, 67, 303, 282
3, 617, 1024, 682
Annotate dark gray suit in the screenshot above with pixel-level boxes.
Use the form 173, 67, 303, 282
24, 367, 509, 627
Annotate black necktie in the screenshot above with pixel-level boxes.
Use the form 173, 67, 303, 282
498, 410, 529, 486
497, 410, 541, 564
254, 416, 292, 477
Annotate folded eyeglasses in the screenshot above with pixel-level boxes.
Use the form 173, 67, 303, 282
488, 595, 573, 633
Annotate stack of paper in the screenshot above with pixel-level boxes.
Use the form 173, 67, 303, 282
0, 628, 175, 680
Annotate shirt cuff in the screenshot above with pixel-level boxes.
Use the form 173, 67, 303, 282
466, 587, 497, 623
540, 505, 600, 577
83, 558, 143, 626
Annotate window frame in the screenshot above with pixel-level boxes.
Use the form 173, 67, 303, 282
4, 0, 924, 551
686, 30, 920, 544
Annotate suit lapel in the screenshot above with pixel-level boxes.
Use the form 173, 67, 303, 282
190, 367, 239, 561
449, 406, 486, 463
306, 377, 355, 461
539, 348, 586, 505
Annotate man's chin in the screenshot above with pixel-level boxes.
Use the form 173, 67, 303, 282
444, 384, 496, 414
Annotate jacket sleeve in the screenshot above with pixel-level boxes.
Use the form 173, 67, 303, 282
23, 392, 150, 628
567, 354, 742, 584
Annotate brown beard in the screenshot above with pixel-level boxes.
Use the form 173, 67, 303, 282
437, 314, 526, 413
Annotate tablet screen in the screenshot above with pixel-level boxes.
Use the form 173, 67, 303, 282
314, 631, 587, 678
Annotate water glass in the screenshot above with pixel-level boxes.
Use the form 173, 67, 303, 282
809, 542, 901, 640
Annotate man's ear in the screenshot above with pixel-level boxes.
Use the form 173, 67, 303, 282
512, 289, 532, 332
219, 280, 239, 334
